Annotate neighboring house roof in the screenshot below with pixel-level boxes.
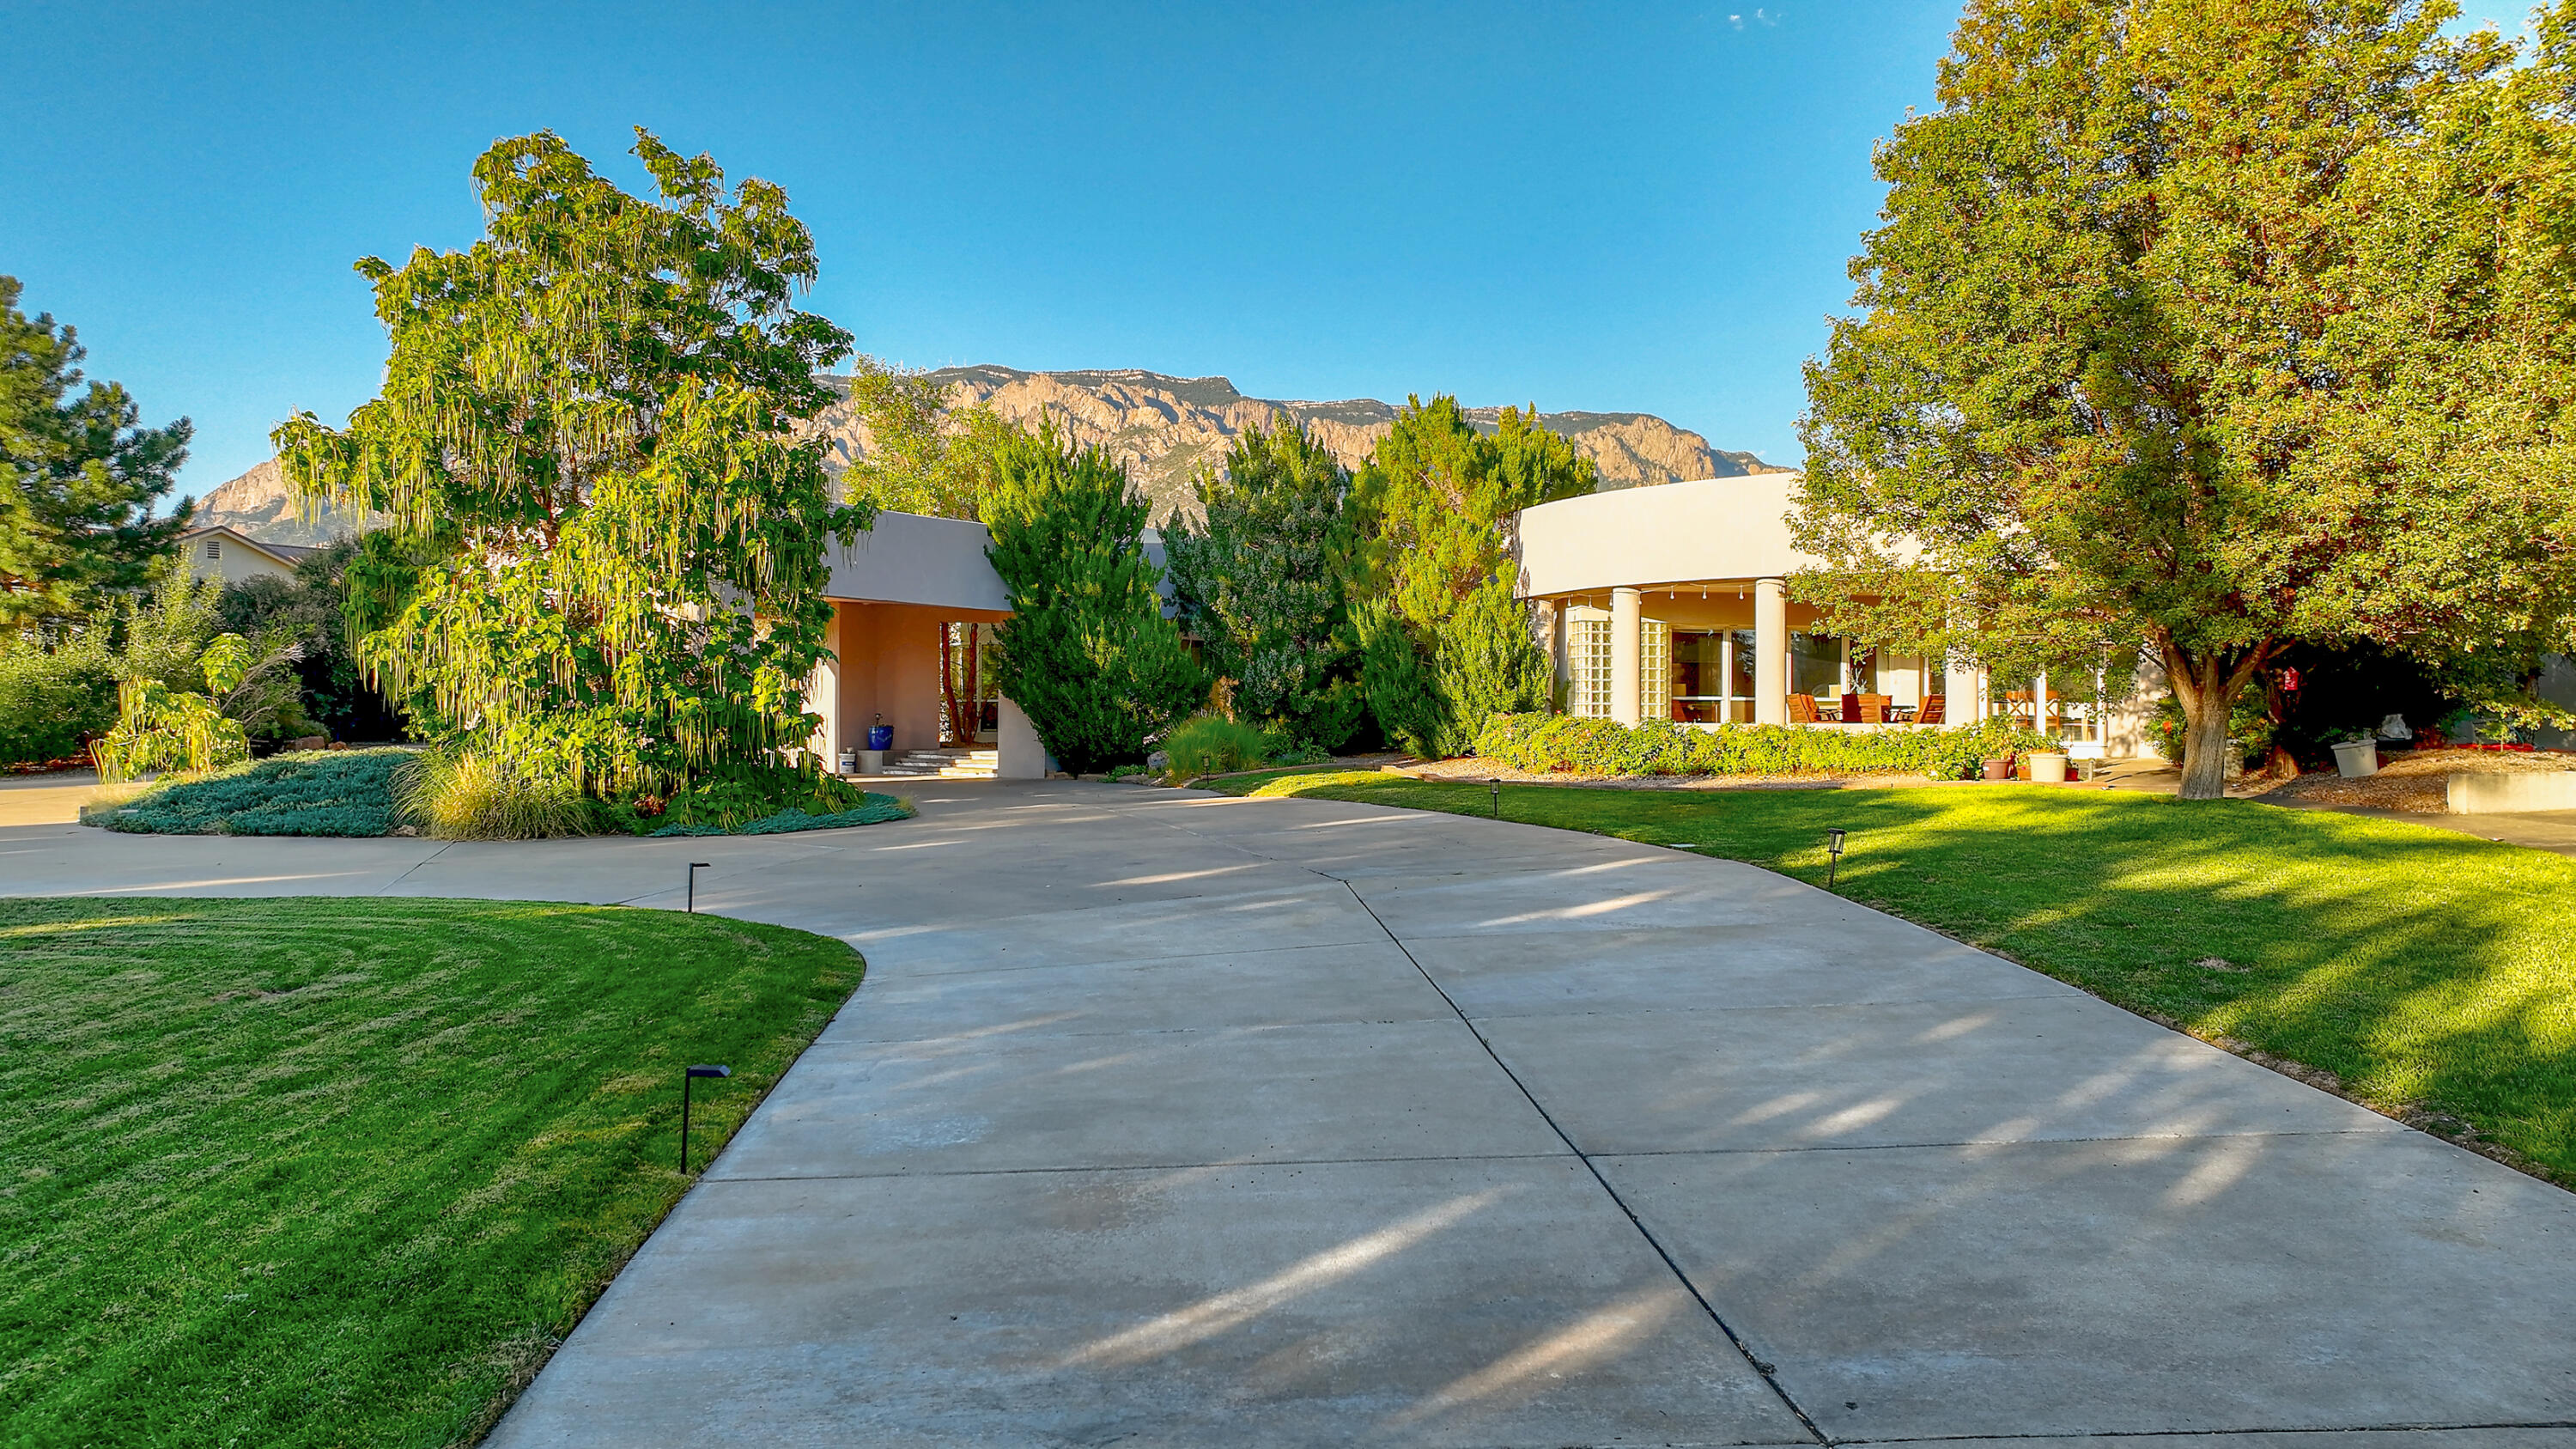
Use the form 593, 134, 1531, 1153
174, 525, 320, 570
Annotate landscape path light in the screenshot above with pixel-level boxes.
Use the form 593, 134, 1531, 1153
680, 1064, 732, 1173
1490, 778, 1502, 819
686, 861, 711, 913
1825, 827, 1848, 890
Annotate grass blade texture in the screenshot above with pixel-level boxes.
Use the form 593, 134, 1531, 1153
0, 896, 860, 1446
1219, 771, 2576, 1184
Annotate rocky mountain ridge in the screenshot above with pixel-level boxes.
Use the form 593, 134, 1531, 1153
815, 367, 1781, 521
197, 368, 1780, 539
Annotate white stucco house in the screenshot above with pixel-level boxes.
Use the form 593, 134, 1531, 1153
1511, 474, 2164, 756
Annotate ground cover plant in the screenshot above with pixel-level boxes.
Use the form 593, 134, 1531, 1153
0, 896, 861, 1447
82, 747, 411, 836
82, 748, 910, 839
1215, 770, 2576, 1184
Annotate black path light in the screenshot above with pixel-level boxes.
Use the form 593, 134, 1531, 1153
1490, 778, 1503, 819
686, 861, 711, 913
680, 1064, 732, 1173
1824, 827, 1849, 890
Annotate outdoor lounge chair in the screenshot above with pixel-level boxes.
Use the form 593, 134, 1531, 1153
1788, 694, 1823, 724
1914, 694, 1946, 726
1857, 693, 1891, 723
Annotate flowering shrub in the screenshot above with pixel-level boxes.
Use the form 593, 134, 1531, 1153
1471, 712, 2054, 780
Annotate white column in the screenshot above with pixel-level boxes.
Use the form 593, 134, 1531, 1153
1754, 576, 1788, 725
2035, 670, 2051, 739
805, 605, 846, 770
1719, 633, 1736, 722
1610, 587, 1642, 726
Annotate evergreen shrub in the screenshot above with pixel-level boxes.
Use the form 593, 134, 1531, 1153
1472, 713, 2055, 780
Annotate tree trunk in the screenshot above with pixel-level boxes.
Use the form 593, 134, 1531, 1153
2165, 638, 2269, 802
939, 624, 963, 746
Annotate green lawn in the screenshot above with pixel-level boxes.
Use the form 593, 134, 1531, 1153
1218, 770, 2576, 1184
0, 896, 860, 1447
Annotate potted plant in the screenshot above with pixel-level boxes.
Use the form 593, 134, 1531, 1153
2026, 746, 2070, 783
1981, 754, 2014, 780
2330, 730, 2379, 779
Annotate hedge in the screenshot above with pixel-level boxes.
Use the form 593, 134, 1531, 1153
1471, 712, 2057, 780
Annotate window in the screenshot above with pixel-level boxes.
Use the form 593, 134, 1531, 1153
203, 539, 221, 561
1789, 631, 1842, 697
1569, 616, 1612, 718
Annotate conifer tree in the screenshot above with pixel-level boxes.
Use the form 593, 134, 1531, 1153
1352, 396, 1592, 756
1165, 413, 1363, 747
985, 425, 1206, 773
273, 130, 867, 795
0, 276, 194, 632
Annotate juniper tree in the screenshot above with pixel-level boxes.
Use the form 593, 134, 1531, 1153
984, 425, 1206, 773
1352, 396, 1592, 756
273, 130, 868, 794
1165, 413, 1364, 748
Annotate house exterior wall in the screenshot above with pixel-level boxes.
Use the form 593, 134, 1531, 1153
179, 532, 297, 588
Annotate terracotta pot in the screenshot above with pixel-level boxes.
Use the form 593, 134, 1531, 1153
1981, 758, 2012, 781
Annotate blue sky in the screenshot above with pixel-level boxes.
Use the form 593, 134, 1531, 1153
3, 2, 1973, 495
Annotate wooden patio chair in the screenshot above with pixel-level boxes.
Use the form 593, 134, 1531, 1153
1857, 694, 1892, 724
1787, 693, 1822, 724
1913, 694, 1946, 726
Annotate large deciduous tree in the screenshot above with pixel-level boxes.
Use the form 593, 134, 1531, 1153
0, 276, 193, 632
1352, 396, 1593, 757
1795, 0, 2576, 798
273, 129, 869, 795
1165, 413, 1364, 748
985, 424, 1206, 773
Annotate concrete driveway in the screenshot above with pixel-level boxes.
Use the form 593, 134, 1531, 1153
9, 782, 2574, 1445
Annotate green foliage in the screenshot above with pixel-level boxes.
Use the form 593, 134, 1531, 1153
92, 675, 251, 782
272, 130, 868, 797
1348, 397, 1589, 756
214, 538, 408, 740
985, 425, 1208, 774
835, 362, 1018, 521
1161, 713, 1273, 776
82, 749, 412, 837
641, 795, 909, 837
0, 275, 194, 632
1472, 711, 2054, 781
393, 748, 595, 840
0, 895, 856, 1446
1795, 0, 2576, 800
1164, 414, 1361, 746
0, 627, 112, 764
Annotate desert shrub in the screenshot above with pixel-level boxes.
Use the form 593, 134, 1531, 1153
81, 749, 412, 837
395, 750, 596, 841
1162, 714, 1272, 776
1471, 713, 2054, 780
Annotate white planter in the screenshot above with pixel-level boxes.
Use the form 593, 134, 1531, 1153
2332, 740, 2379, 779
2028, 752, 2069, 783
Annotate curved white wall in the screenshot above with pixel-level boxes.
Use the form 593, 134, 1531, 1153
1513, 473, 1819, 599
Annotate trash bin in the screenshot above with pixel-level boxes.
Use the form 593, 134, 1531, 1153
867, 724, 894, 752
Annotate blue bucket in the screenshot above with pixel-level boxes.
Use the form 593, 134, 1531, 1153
867, 724, 894, 751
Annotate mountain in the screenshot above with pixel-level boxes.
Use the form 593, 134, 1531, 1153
196, 368, 1781, 541
191, 460, 382, 546
812, 366, 1783, 521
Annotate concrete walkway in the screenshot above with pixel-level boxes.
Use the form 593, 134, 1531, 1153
9, 784, 2575, 1445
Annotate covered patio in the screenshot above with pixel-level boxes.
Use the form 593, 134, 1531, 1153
1512, 475, 2155, 753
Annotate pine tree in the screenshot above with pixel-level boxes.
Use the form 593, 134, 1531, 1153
985, 425, 1206, 773
1164, 413, 1363, 747
0, 276, 194, 632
